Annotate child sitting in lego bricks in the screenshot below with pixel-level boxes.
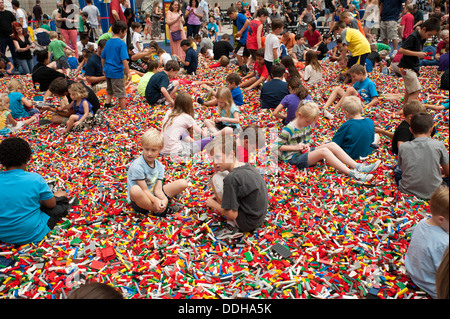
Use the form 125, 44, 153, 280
0, 137, 71, 245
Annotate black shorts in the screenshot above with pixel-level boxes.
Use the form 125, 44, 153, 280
130, 185, 170, 216
234, 42, 250, 57
42, 196, 71, 229
347, 53, 369, 68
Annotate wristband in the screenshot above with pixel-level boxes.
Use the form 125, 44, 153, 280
274, 58, 280, 63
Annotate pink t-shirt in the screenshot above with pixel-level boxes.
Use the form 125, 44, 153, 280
161, 110, 196, 154
401, 13, 415, 40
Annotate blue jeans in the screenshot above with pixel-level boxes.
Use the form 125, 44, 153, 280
17, 58, 34, 75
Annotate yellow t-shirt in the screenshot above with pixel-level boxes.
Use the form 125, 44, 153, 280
342, 28, 371, 57
0, 110, 10, 130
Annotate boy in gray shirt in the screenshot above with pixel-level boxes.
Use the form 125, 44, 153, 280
398, 112, 449, 199
205, 135, 268, 237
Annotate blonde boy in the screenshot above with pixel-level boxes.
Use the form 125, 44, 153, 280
332, 96, 380, 159
48, 31, 74, 75
127, 128, 188, 217
405, 186, 449, 298
273, 102, 380, 183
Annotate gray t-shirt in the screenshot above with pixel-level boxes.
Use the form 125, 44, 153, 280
221, 163, 268, 232
82, 4, 100, 28
398, 137, 449, 199
199, 37, 214, 51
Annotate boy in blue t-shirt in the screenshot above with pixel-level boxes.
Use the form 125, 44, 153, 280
199, 73, 244, 107
332, 96, 380, 159
100, 21, 130, 110
260, 63, 289, 109
0, 137, 70, 245
127, 128, 188, 217
145, 60, 180, 105
323, 64, 379, 118
227, 6, 251, 75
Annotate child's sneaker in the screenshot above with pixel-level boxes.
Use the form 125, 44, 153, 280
356, 160, 381, 173
214, 224, 243, 240
349, 170, 374, 183
11, 121, 24, 131
323, 110, 334, 119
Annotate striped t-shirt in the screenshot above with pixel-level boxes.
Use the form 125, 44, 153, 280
273, 123, 312, 161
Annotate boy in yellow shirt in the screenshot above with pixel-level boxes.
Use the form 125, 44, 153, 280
332, 21, 371, 68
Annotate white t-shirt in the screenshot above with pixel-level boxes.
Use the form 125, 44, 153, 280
16, 8, 28, 29
251, 0, 258, 13
77, 41, 98, 57
132, 31, 142, 54
161, 110, 196, 154
303, 65, 323, 84
264, 33, 280, 62
160, 52, 172, 66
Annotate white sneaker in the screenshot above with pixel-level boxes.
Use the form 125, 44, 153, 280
11, 121, 24, 131
357, 160, 381, 173
323, 110, 334, 119
349, 170, 374, 184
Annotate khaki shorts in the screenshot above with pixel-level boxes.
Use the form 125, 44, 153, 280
401, 68, 422, 93
106, 77, 126, 98
380, 20, 399, 41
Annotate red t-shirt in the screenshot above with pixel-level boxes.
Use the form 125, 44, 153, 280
400, 13, 415, 40
246, 19, 263, 50
436, 40, 447, 56
109, 0, 126, 25
253, 61, 269, 79
237, 145, 249, 162
303, 30, 321, 47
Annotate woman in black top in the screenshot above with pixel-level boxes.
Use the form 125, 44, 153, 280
12, 22, 34, 74
56, 0, 78, 57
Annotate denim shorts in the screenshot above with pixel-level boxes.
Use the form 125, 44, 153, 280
288, 147, 316, 169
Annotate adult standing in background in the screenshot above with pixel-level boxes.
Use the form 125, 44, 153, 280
250, 0, 258, 16
0, 0, 17, 68
185, 0, 202, 38
11, 1, 28, 33
82, 0, 102, 41
151, 1, 162, 40
109, 0, 127, 24
56, 0, 79, 58
12, 22, 34, 74
167, 0, 186, 60
379, 0, 405, 57
51, 3, 62, 33
33, 0, 43, 24
198, 0, 209, 30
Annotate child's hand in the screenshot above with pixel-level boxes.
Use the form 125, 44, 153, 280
74, 121, 81, 127
215, 117, 224, 123
155, 198, 167, 213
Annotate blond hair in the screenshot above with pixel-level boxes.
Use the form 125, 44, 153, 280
141, 128, 164, 149
402, 100, 426, 117
0, 93, 9, 112
341, 96, 363, 116
218, 55, 230, 67
7, 79, 22, 93
216, 87, 234, 118
430, 185, 449, 219
296, 102, 320, 120
68, 83, 89, 101
49, 31, 58, 39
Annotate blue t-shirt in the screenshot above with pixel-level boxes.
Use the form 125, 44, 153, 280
8, 92, 29, 119
260, 79, 289, 109
100, 37, 129, 79
332, 118, 375, 159
405, 219, 449, 299
127, 155, 165, 202
220, 103, 240, 129
231, 87, 244, 106
0, 169, 54, 245
84, 53, 103, 77
353, 77, 378, 104
380, 0, 405, 21
184, 47, 198, 74
145, 71, 170, 104
236, 13, 249, 44
68, 56, 78, 69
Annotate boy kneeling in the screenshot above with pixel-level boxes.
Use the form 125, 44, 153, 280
206, 134, 268, 238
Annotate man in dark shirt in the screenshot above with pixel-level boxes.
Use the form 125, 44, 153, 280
84, 39, 107, 92
176, 39, 198, 75
0, 0, 17, 67
0, 51, 14, 76
33, 0, 43, 22
213, 33, 234, 60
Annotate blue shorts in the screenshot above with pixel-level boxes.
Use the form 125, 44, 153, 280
288, 147, 316, 169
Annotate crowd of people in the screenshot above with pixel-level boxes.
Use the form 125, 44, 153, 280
0, 0, 449, 299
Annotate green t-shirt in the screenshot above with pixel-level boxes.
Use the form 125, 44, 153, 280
41, 24, 50, 31
97, 32, 112, 44
137, 72, 154, 97
48, 39, 67, 60
376, 43, 391, 52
